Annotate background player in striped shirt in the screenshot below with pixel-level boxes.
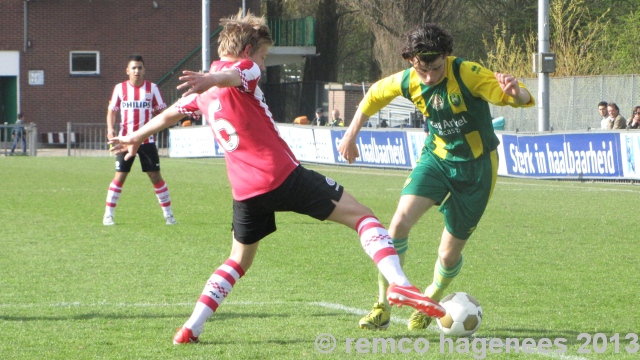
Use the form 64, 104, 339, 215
103, 54, 176, 226
339, 23, 534, 331
109, 11, 446, 344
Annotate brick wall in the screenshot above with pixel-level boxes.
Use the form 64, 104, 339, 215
0, 0, 260, 134
327, 83, 369, 126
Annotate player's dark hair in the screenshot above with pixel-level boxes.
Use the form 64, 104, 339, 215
598, 101, 608, 107
401, 23, 453, 63
17, 112, 23, 118
608, 102, 619, 111
128, 54, 144, 65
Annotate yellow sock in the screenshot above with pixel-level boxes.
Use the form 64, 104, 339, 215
424, 255, 463, 302
378, 238, 408, 305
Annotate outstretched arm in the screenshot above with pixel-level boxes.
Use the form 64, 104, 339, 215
494, 72, 531, 105
177, 69, 241, 96
338, 109, 371, 164
109, 106, 185, 160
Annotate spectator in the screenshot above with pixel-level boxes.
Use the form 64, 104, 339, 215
311, 108, 327, 126
598, 101, 609, 129
10, 112, 27, 155
102, 54, 176, 226
607, 102, 627, 129
330, 109, 344, 126
380, 119, 388, 128
627, 106, 640, 129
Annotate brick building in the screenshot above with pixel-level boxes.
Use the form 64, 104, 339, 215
0, 0, 260, 136
326, 83, 371, 127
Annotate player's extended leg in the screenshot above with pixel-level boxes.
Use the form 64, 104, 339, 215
359, 194, 436, 330
174, 237, 259, 344
327, 191, 444, 328
147, 171, 176, 225
103, 172, 128, 226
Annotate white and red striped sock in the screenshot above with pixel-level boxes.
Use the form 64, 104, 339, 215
183, 259, 245, 337
356, 215, 410, 287
104, 180, 123, 216
153, 180, 173, 217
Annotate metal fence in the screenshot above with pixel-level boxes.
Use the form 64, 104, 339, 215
268, 17, 315, 46
1, 123, 37, 156
490, 74, 640, 132
65, 123, 170, 157
338, 74, 640, 133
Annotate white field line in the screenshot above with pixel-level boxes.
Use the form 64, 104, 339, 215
181, 158, 639, 193
310, 301, 588, 360
0, 300, 588, 360
0, 301, 285, 308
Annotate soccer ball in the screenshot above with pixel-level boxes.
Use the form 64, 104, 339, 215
436, 292, 483, 337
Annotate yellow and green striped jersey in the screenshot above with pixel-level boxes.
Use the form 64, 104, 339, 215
359, 56, 535, 162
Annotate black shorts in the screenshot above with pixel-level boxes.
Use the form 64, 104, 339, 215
115, 143, 160, 173
232, 166, 344, 245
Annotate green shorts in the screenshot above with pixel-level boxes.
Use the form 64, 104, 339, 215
401, 150, 498, 240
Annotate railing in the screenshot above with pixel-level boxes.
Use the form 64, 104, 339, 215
268, 17, 315, 46
1, 123, 37, 156
156, 26, 224, 106
65, 123, 170, 157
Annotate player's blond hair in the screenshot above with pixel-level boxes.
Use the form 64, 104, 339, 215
218, 10, 273, 58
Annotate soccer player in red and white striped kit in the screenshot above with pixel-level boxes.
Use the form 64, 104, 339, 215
109, 12, 445, 344
103, 54, 176, 226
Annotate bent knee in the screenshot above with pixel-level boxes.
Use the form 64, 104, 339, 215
389, 216, 413, 237
438, 251, 462, 268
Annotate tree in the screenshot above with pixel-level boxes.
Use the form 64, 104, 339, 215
335, 9, 380, 82
483, 0, 609, 77
299, 0, 344, 117
606, 9, 640, 74
482, 22, 534, 79
264, 0, 286, 123
346, 0, 463, 76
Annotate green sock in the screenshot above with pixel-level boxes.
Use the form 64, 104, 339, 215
378, 237, 408, 305
424, 255, 463, 302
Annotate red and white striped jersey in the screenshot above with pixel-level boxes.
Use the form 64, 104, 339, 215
109, 80, 166, 144
175, 59, 299, 201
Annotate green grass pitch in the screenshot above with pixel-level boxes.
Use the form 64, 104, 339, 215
1, 156, 638, 359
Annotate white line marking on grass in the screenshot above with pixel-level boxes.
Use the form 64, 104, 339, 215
1, 300, 589, 360
188, 158, 638, 195
497, 180, 640, 193
180, 159, 227, 166
311, 165, 640, 195
0, 302, 195, 308
0, 301, 287, 308
308, 302, 589, 360
309, 301, 411, 327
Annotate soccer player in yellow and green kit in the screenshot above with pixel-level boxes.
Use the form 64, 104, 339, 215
338, 23, 534, 331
